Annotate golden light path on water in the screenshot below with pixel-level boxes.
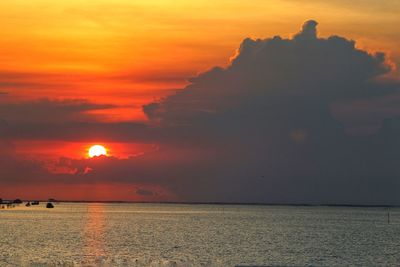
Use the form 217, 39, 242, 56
83, 204, 106, 265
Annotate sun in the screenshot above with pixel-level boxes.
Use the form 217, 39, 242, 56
88, 145, 107, 158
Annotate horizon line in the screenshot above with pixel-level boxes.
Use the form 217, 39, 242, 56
1, 199, 398, 208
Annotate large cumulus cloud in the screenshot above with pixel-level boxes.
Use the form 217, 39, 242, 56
139, 20, 400, 204
144, 20, 393, 125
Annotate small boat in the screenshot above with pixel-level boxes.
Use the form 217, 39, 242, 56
25, 202, 31, 207
13, 199, 23, 204
46, 202, 54, 209
31, 201, 39, 205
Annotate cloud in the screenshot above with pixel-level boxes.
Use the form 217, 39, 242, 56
2, 20, 400, 204
144, 20, 393, 125
0, 71, 74, 90
0, 98, 116, 123
135, 187, 157, 196
111, 69, 194, 84
0, 121, 154, 142
138, 20, 400, 204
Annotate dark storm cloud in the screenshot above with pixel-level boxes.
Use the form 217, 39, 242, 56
144, 20, 393, 125
2, 20, 400, 204
139, 20, 400, 204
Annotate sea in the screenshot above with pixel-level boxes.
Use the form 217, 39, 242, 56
0, 203, 399, 267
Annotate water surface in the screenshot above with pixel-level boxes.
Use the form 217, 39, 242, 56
0, 203, 399, 266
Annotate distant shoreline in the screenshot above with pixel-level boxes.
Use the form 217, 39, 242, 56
2, 200, 397, 208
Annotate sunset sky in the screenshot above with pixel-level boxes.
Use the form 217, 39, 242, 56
1, 0, 400, 203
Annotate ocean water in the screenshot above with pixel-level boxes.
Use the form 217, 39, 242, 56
0, 203, 399, 267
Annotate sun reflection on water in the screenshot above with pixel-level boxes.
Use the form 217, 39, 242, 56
83, 203, 107, 264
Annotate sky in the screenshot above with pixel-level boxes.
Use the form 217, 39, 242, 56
1, 0, 400, 203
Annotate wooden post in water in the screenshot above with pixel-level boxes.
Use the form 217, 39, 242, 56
387, 208, 390, 224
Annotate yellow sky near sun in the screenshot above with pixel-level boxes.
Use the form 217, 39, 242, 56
1, 0, 399, 121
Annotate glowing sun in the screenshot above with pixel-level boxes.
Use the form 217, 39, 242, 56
88, 145, 107, 158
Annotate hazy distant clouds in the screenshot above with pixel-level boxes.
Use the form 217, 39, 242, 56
135, 187, 157, 196
0, 99, 115, 123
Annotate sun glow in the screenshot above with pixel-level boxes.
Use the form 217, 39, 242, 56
88, 145, 107, 158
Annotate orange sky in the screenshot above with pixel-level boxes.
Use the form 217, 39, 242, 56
1, 1, 399, 120
1, 0, 399, 159
1, 0, 400, 201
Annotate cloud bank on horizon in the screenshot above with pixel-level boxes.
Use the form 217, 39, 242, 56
1, 20, 400, 204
